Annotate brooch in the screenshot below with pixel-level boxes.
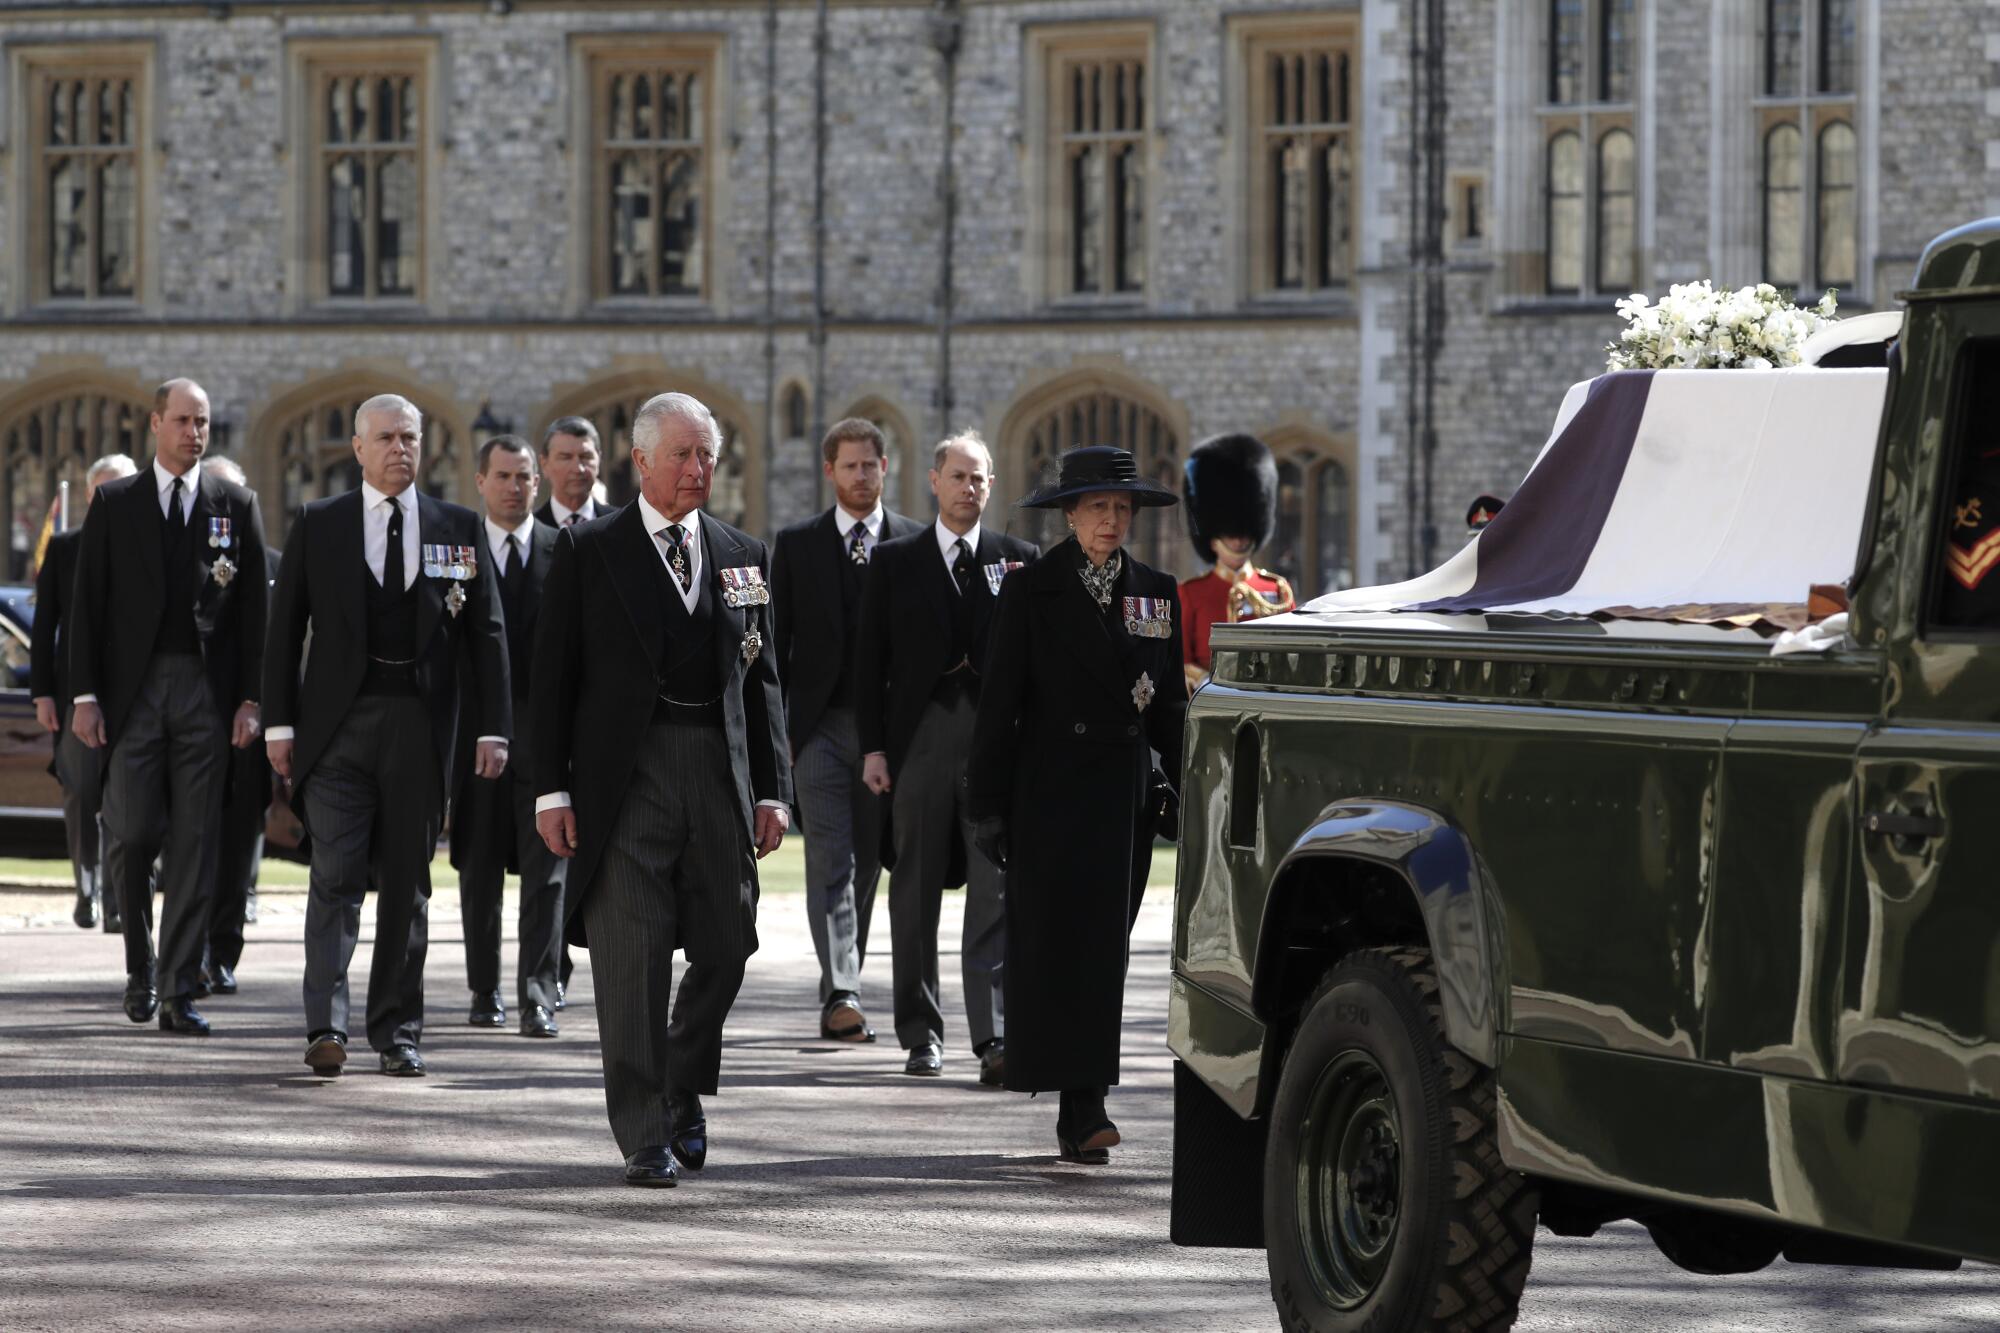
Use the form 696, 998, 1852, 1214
741, 628, 763, 665
1132, 671, 1155, 712
721, 566, 770, 608
424, 544, 478, 618
1122, 596, 1174, 639
983, 560, 1024, 596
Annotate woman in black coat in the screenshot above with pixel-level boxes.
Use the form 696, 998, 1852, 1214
966, 445, 1187, 1163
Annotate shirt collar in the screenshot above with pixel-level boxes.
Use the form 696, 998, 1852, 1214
485, 513, 537, 548
637, 493, 700, 541
837, 503, 883, 538
934, 518, 980, 558
551, 496, 595, 525
154, 457, 200, 496
361, 479, 414, 514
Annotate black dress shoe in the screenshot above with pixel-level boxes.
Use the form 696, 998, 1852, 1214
72, 888, 99, 930
158, 997, 212, 1036
520, 1005, 558, 1038
821, 995, 876, 1043
122, 978, 158, 1023
468, 990, 506, 1028
242, 891, 258, 925
904, 1042, 943, 1076
208, 965, 237, 996
554, 981, 565, 1011
623, 1146, 679, 1188
978, 1040, 1006, 1088
379, 1043, 426, 1077
191, 973, 212, 999
304, 1031, 347, 1075
668, 1090, 706, 1172
102, 906, 124, 934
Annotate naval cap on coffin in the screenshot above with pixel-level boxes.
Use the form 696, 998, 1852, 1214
1018, 445, 1180, 510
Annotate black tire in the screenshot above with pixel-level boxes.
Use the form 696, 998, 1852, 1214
1264, 947, 1538, 1332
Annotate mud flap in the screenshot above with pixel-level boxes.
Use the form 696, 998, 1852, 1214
1169, 1059, 1267, 1248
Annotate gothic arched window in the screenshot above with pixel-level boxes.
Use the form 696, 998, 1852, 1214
0, 383, 150, 579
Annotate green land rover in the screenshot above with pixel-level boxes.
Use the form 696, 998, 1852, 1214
1168, 220, 2000, 1331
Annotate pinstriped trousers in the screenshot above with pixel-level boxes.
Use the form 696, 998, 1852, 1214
582, 720, 759, 1157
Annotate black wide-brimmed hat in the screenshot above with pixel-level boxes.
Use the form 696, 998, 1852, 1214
1183, 432, 1278, 559
1018, 445, 1180, 510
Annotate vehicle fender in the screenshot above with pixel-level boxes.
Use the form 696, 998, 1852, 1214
1250, 801, 1504, 1069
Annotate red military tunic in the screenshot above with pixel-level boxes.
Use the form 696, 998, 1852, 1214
1179, 564, 1295, 687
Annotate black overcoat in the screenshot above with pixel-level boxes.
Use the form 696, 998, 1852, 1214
529, 505, 794, 948
965, 536, 1187, 1092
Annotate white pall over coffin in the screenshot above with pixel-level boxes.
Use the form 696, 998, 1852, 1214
1304, 363, 1891, 625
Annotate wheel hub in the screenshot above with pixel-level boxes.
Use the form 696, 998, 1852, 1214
1295, 1049, 1402, 1310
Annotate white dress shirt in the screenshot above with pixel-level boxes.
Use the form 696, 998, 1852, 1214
486, 513, 537, 571
535, 496, 781, 815
548, 497, 600, 528
934, 518, 982, 586
266, 483, 503, 748
74, 460, 203, 706
838, 503, 884, 562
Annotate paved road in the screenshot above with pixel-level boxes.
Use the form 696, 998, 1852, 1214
1, 885, 1994, 1331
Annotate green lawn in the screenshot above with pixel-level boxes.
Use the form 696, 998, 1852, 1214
0, 836, 1181, 895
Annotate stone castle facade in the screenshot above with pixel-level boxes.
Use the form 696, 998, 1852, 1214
0, 0, 1989, 593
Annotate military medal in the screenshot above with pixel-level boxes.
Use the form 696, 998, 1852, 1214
425, 544, 477, 617
741, 628, 763, 665
1122, 596, 1173, 639
721, 566, 770, 608
983, 560, 1024, 596
1132, 671, 1155, 712
207, 516, 237, 586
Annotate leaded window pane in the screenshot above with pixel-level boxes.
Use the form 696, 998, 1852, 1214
1763, 123, 1804, 287
1820, 0, 1857, 93
1546, 131, 1584, 293
1766, 0, 1803, 96
96, 156, 136, 296
1059, 52, 1147, 297
609, 153, 653, 295
1071, 145, 1103, 294
1319, 137, 1353, 287
376, 154, 418, 296
1816, 120, 1857, 288
1114, 143, 1145, 293
1600, 0, 1635, 101
1550, 0, 1585, 103
1595, 129, 1635, 291
1273, 139, 1306, 290
1270, 459, 1304, 590
47, 158, 87, 297
596, 58, 709, 298
327, 153, 366, 295
662, 153, 702, 294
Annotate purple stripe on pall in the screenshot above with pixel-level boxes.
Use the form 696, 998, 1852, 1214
1413, 370, 1655, 613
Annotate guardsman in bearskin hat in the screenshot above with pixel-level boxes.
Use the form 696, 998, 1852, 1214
1179, 433, 1295, 690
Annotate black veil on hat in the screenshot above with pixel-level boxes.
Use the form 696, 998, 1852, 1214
1182, 432, 1278, 561
1018, 445, 1179, 509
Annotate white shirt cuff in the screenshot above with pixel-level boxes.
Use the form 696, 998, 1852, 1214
535, 792, 571, 813
755, 798, 787, 810
265, 726, 295, 741
73, 694, 97, 705
475, 735, 507, 746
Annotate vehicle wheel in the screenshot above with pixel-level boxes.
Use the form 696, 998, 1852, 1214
1645, 1214, 1782, 1275
1265, 947, 1538, 1332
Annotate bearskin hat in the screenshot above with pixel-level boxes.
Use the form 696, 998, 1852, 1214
1183, 432, 1279, 561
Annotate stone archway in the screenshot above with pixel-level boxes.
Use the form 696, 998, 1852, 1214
0, 369, 152, 579
536, 367, 763, 534
999, 366, 1188, 574
248, 369, 471, 538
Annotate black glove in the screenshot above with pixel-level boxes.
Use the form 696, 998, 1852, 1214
972, 815, 1009, 871
1149, 770, 1180, 844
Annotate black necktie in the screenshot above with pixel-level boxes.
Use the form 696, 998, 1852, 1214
564, 511, 581, 528
503, 532, 523, 588
951, 538, 974, 596
664, 524, 692, 593
383, 499, 404, 593
164, 477, 186, 551
848, 521, 869, 566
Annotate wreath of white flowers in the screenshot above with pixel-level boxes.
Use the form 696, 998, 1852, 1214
1606, 282, 1839, 371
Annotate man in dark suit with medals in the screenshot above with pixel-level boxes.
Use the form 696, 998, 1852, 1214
451, 435, 564, 1038
265, 394, 510, 1078
857, 431, 1035, 1083
535, 417, 611, 529
32, 452, 138, 933
68, 379, 269, 1034
770, 418, 921, 1044
532, 391, 792, 1188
